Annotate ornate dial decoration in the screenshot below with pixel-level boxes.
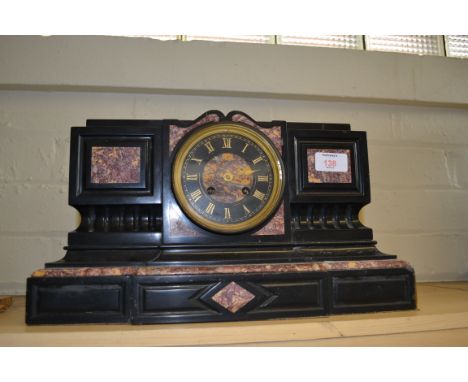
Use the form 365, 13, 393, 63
172, 123, 284, 233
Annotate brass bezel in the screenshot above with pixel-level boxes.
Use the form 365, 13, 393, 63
172, 123, 284, 234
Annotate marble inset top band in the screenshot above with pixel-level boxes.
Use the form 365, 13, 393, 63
31, 260, 413, 278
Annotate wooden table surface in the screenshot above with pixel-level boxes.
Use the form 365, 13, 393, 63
1, 282, 468, 346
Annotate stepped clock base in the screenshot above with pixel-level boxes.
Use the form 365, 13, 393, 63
26, 259, 416, 325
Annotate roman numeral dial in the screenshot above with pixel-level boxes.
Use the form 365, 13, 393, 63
204, 141, 215, 154
205, 202, 215, 215
190, 189, 202, 203
173, 123, 284, 234
252, 156, 263, 165
222, 138, 232, 148
253, 189, 265, 201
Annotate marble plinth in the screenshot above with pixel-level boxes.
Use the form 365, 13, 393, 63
26, 259, 416, 325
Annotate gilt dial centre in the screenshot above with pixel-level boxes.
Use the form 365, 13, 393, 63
202, 153, 254, 203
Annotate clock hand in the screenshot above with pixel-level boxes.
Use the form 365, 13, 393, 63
241, 169, 260, 175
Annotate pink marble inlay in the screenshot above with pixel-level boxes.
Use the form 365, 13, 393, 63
211, 282, 255, 313
307, 148, 352, 184
169, 113, 221, 153
169, 113, 283, 154
91, 146, 141, 184
231, 113, 283, 153
31, 260, 414, 278
168, 205, 202, 238
253, 202, 285, 236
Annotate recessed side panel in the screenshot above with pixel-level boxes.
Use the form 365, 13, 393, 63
69, 125, 162, 205
287, 128, 370, 204
26, 276, 131, 324
248, 278, 327, 316
84, 137, 149, 192
299, 141, 358, 192
331, 270, 416, 314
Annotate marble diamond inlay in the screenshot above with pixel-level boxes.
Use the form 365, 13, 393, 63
211, 282, 255, 313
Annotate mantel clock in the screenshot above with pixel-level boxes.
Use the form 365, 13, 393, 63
26, 110, 416, 324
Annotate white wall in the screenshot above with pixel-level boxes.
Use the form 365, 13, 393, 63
1, 36, 468, 294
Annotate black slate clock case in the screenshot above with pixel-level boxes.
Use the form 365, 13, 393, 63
26, 110, 416, 324
65, 110, 372, 257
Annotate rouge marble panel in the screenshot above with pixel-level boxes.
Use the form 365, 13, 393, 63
307, 148, 352, 184
167, 205, 202, 238
169, 113, 221, 153
169, 113, 283, 154
231, 113, 283, 153
253, 202, 285, 236
91, 146, 141, 184
31, 259, 413, 278
211, 282, 255, 313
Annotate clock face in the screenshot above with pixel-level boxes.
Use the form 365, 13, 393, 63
172, 123, 284, 234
